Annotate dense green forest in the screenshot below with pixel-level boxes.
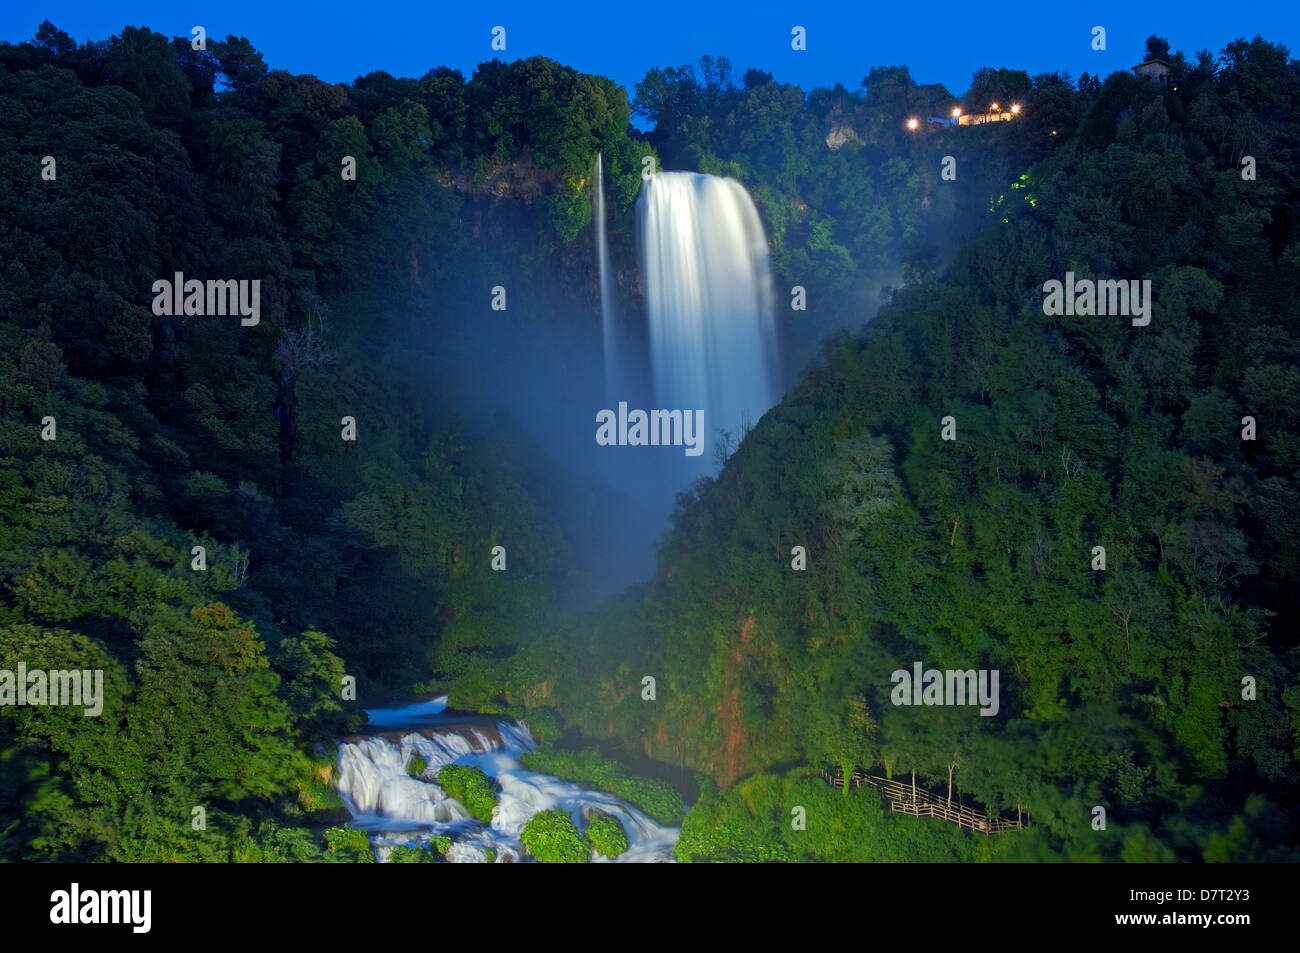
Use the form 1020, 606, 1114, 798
527, 36, 1300, 861
0, 21, 1296, 861
0, 21, 645, 860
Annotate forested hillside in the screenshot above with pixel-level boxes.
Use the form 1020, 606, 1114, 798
0, 20, 1296, 862
0, 22, 649, 860
522, 37, 1300, 861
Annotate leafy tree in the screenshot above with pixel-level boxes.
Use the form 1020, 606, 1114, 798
1145, 35, 1173, 61
277, 627, 357, 741
211, 35, 268, 92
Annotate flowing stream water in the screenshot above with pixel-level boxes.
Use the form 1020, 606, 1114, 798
335, 697, 680, 862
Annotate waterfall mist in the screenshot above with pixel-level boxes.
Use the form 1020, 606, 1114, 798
416, 169, 786, 604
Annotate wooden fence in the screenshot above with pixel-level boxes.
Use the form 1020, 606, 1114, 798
823, 768, 1024, 835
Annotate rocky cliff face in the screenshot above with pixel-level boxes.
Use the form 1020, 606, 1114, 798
825, 123, 864, 149
435, 147, 565, 203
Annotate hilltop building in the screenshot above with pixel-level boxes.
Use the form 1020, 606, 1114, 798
957, 105, 1017, 126
1132, 58, 1171, 84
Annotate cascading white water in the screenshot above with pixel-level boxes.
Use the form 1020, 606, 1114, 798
638, 172, 781, 446
335, 698, 680, 863
595, 153, 621, 401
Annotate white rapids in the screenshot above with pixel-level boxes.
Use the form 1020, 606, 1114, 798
335, 697, 680, 863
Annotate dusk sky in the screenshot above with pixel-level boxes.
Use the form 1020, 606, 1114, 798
5, 0, 1297, 106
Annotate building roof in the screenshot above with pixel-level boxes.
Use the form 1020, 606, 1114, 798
1132, 58, 1171, 69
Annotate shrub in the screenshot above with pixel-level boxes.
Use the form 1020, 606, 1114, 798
389, 844, 439, 863
545, 184, 591, 244
524, 706, 563, 743
585, 812, 629, 859
323, 825, 374, 862
407, 754, 428, 777
520, 810, 590, 862
296, 752, 347, 814
520, 743, 684, 825
673, 771, 998, 863
437, 764, 497, 822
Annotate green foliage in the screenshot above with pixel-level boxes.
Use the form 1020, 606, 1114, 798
520, 809, 589, 863
965, 67, 1032, 112
437, 764, 497, 823
0, 20, 634, 862
545, 182, 591, 245
278, 628, 358, 741
296, 750, 347, 814
585, 812, 629, 859
0, 19, 1296, 865
823, 434, 902, 543
389, 843, 441, 863
520, 744, 684, 825
524, 706, 563, 743
534, 34, 1300, 862
408, 755, 428, 777
324, 826, 374, 863
675, 771, 998, 863
232, 821, 327, 863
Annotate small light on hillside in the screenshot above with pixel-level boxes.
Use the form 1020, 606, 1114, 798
1011, 103, 1021, 114
907, 117, 919, 130
952, 107, 962, 118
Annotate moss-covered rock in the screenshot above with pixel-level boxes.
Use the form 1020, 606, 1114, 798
389, 843, 440, 862
585, 812, 629, 859
437, 764, 497, 822
520, 810, 590, 862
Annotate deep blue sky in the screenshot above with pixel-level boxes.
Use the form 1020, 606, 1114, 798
4, 1, 1297, 107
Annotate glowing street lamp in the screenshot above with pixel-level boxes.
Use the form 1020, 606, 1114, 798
990, 102, 1000, 111
1011, 103, 1021, 114
906, 117, 919, 130
951, 107, 962, 118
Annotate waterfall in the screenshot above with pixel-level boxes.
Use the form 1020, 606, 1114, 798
637, 172, 781, 449
335, 702, 680, 862
595, 153, 620, 401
